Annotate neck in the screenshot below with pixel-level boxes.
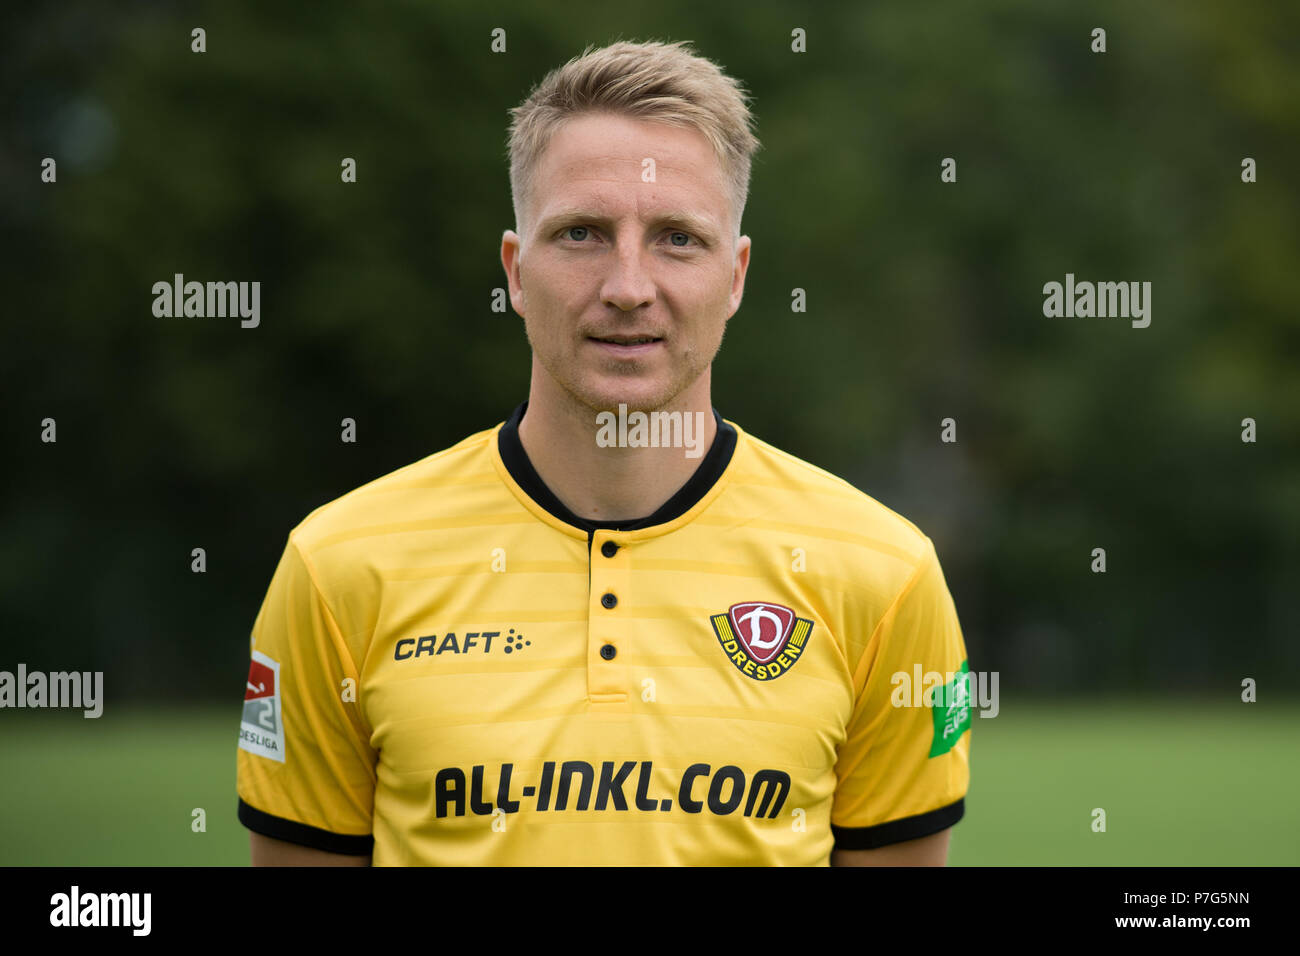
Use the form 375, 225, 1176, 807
517, 369, 718, 524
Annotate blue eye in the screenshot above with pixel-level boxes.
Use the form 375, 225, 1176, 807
560, 226, 696, 247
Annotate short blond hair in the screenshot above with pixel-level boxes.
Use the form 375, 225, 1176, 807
507, 39, 761, 241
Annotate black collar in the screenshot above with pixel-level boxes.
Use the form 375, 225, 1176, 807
497, 400, 737, 533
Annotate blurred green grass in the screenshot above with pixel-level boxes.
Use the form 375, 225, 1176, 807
1, 699, 1294, 865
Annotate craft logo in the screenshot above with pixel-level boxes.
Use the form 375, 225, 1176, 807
393, 629, 529, 659
238, 649, 284, 762
710, 602, 813, 681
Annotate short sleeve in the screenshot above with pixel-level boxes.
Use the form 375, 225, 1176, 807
236, 533, 377, 855
830, 538, 971, 849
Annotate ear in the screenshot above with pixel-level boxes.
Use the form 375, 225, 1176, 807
501, 229, 526, 317
727, 234, 752, 318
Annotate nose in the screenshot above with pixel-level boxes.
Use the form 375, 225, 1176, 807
600, 239, 656, 312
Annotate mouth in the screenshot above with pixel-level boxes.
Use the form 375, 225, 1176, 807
587, 334, 664, 354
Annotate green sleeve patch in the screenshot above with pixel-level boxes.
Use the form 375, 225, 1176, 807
928, 659, 972, 757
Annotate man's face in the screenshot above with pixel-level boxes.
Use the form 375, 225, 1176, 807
502, 111, 751, 414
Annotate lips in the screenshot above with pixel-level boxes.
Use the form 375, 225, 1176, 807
586, 334, 665, 357
588, 334, 663, 345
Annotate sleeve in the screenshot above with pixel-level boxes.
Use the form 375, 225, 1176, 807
236, 533, 378, 855
830, 537, 971, 849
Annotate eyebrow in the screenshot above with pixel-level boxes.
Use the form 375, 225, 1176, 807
536, 209, 722, 244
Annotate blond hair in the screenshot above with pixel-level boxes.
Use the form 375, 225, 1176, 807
507, 39, 761, 241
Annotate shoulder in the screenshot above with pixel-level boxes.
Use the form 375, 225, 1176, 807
724, 420, 938, 596
287, 422, 500, 568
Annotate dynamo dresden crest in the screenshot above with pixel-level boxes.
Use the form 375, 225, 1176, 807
710, 602, 814, 682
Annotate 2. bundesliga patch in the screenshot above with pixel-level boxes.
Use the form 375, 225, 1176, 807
710, 602, 814, 681
239, 649, 285, 762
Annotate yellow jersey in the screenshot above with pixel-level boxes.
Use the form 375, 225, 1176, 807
236, 402, 971, 865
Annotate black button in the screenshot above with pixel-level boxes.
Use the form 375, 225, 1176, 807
601, 592, 617, 609
601, 541, 618, 558
599, 643, 617, 660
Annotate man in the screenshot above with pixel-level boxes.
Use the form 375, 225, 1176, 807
237, 39, 971, 866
